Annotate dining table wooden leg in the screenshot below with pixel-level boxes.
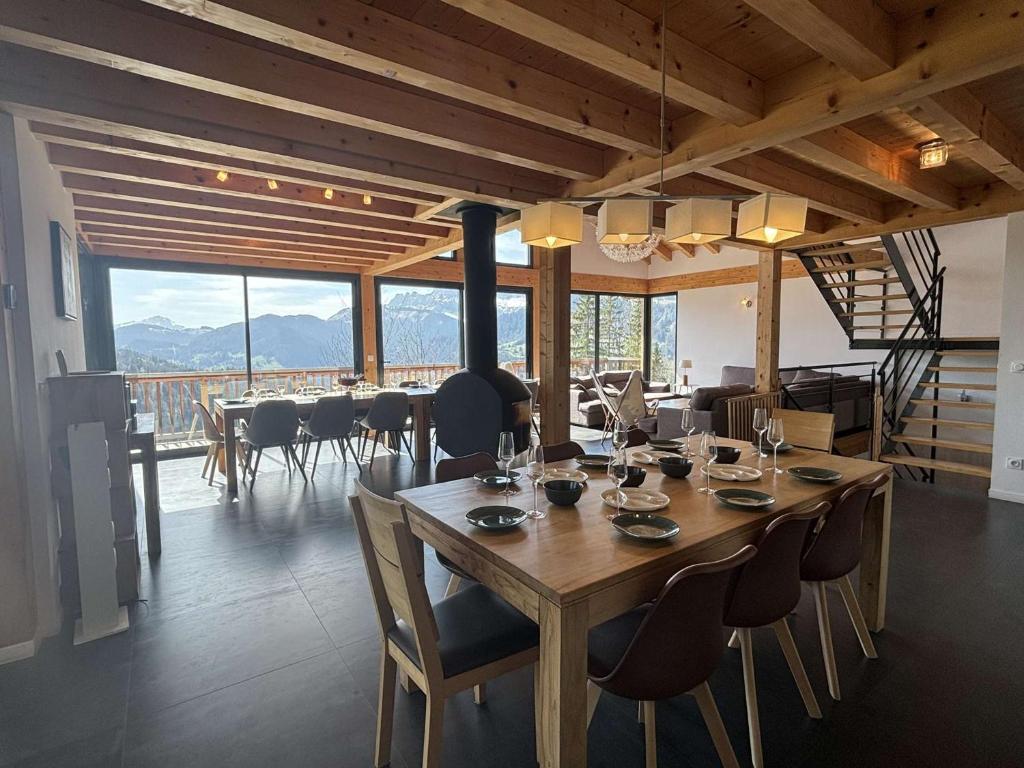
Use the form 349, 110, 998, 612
538, 599, 589, 768
223, 412, 238, 495
860, 475, 892, 632
412, 396, 431, 462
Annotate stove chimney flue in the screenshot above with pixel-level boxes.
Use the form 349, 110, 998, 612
459, 203, 499, 373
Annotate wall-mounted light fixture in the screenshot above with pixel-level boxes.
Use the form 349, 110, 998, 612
740, 297, 753, 309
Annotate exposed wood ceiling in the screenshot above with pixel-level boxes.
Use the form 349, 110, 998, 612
0, 0, 1021, 275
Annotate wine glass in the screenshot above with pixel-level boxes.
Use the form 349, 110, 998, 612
767, 418, 785, 475
612, 419, 629, 452
752, 407, 768, 458
698, 430, 717, 495
680, 408, 695, 457
606, 448, 627, 519
525, 444, 546, 519
497, 431, 516, 497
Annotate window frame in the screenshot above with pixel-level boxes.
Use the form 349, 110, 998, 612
570, 289, 650, 378
645, 291, 679, 385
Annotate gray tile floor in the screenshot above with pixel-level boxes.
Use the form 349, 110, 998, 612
1, 446, 1022, 767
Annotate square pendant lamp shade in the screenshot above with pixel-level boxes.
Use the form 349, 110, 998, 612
665, 198, 732, 244
596, 199, 652, 244
736, 192, 808, 244
521, 202, 584, 248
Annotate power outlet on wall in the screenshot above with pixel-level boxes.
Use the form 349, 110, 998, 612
1007, 457, 1024, 471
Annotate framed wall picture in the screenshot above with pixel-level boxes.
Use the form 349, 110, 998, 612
51, 221, 78, 320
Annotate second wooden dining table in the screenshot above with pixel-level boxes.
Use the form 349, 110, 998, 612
396, 437, 892, 767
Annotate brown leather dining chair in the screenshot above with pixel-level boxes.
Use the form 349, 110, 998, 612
352, 482, 539, 768
541, 440, 584, 463
724, 503, 828, 768
801, 472, 890, 700
586, 546, 757, 768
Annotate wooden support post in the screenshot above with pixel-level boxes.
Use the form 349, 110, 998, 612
755, 250, 781, 394
360, 273, 378, 384
538, 246, 571, 444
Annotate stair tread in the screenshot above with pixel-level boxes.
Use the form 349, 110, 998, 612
927, 366, 997, 373
935, 350, 999, 356
900, 416, 994, 430
909, 399, 994, 410
825, 277, 903, 288
805, 240, 885, 256
851, 325, 915, 331
810, 259, 890, 273
880, 454, 991, 478
919, 382, 997, 391
892, 434, 992, 453
829, 294, 910, 303
839, 309, 914, 317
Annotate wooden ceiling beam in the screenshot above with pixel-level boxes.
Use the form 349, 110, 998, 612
72, 196, 429, 248
91, 246, 363, 275
140, 0, 661, 154
61, 173, 451, 240
569, 0, 1024, 198
415, 198, 461, 221
74, 214, 406, 255
0, 45, 564, 207
46, 144, 426, 223
905, 87, 1024, 191
703, 153, 886, 223
783, 126, 959, 210
743, 0, 895, 79
0, 0, 603, 180
31, 122, 440, 206
653, 242, 674, 262
80, 226, 391, 262
90, 240, 374, 265
439, 0, 763, 124
368, 214, 522, 276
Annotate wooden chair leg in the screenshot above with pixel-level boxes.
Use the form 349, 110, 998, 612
422, 694, 445, 768
813, 581, 841, 701
771, 618, 822, 719
691, 682, 741, 768
737, 628, 763, 768
586, 681, 602, 727
838, 575, 878, 659
375, 651, 397, 768
643, 701, 657, 768
443, 574, 462, 598
473, 683, 486, 705
728, 630, 740, 649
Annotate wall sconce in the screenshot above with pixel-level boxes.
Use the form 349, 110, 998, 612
740, 297, 753, 309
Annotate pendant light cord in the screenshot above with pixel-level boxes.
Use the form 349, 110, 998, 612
658, 0, 667, 196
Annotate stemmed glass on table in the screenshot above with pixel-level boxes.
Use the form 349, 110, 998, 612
612, 418, 629, 453
497, 431, 516, 498
698, 430, 717, 495
752, 407, 768, 458
606, 447, 628, 519
681, 408, 696, 457
525, 444, 546, 519
767, 418, 785, 475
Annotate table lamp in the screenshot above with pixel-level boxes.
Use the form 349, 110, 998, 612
679, 359, 693, 390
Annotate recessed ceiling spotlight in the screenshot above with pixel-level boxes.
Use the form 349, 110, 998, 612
917, 138, 949, 169
323, 187, 334, 200
362, 194, 373, 206
266, 179, 279, 190
215, 170, 229, 182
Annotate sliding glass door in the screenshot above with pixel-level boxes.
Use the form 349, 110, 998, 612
569, 293, 597, 376
378, 281, 463, 386
570, 291, 647, 377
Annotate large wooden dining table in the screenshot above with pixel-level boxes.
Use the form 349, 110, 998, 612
214, 386, 435, 495
396, 437, 892, 767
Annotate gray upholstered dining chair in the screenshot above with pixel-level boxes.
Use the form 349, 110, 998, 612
586, 547, 757, 768
298, 394, 358, 477
357, 391, 412, 468
240, 399, 304, 489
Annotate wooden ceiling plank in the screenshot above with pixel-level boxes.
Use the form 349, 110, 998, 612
905, 87, 1024, 191
783, 125, 959, 210
0, 46, 563, 207
72, 196, 429, 248
438, 0, 763, 124
0, 0, 603, 180
60, 173, 451, 239
368, 214, 522, 275
31, 122, 441, 205
139, 0, 662, 153
569, 0, 1024, 198
653, 242, 674, 262
46, 144, 426, 223
91, 246, 363, 275
75, 214, 406, 254
415, 198, 462, 221
86, 233, 380, 263
743, 0, 895, 79
703, 152, 886, 223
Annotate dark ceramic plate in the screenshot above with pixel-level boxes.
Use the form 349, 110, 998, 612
575, 454, 612, 468
466, 506, 527, 530
788, 466, 843, 483
714, 488, 776, 510
611, 513, 680, 541
474, 469, 521, 487
751, 441, 794, 453
646, 440, 683, 451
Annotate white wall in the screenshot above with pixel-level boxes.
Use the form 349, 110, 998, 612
926, 218, 1006, 337
991, 212, 1024, 503
570, 222, 649, 279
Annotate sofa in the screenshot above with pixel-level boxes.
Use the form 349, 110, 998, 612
569, 370, 679, 428
651, 365, 873, 438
